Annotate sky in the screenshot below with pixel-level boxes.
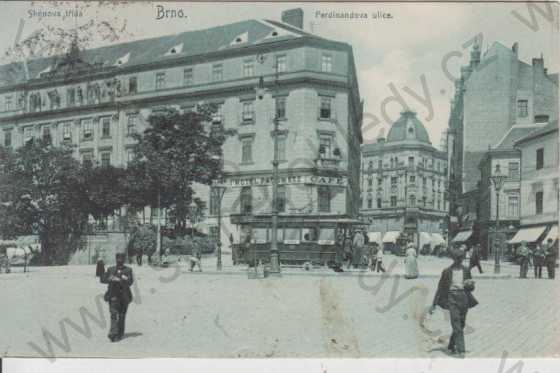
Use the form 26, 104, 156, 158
0, 1, 558, 148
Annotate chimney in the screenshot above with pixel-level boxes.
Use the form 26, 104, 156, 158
377, 128, 386, 143
532, 56, 544, 71
470, 44, 481, 68
281, 8, 304, 29
512, 42, 519, 56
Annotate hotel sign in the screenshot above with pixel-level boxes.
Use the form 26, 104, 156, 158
216, 175, 347, 187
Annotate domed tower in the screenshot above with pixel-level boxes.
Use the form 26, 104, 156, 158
386, 110, 432, 144
360, 110, 448, 254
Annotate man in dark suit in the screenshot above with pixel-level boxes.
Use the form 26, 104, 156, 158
545, 238, 557, 279
469, 244, 483, 274
430, 249, 478, 357
101, 253, 134, 342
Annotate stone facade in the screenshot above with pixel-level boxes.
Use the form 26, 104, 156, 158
447, 41, 559, 241
0, 10, 362, 247
360, 111, 447, 248
515, 122, 559, 229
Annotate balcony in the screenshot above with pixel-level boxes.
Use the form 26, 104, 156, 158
315, 157, 342, 170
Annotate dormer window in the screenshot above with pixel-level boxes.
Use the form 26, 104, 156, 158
165, 43, 183, 56
230, 32, 248, 46
114, 53, 130, 66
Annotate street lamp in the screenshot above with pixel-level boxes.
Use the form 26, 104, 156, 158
190, 201, 198, 241
490, 163, 507, 274
256, 52, 281, 276
211, 185, 226, 271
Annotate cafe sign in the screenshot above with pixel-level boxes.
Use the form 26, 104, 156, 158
215, 175, 347, 187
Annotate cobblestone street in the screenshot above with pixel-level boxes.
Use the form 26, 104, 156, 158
1, 255, 558, 359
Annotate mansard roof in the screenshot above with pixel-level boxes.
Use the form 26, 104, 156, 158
0, 19, 320, 88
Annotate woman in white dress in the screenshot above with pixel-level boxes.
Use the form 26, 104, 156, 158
404, 242, 419, 279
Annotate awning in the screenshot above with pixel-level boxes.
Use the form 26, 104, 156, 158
544, 225, 558, 243
419, 232, 432, 247
382, 231, 400, 243
367, 232, 382, 245
452, 230, 472, 243
508, 226, 546, 244
431, 233, 446, 247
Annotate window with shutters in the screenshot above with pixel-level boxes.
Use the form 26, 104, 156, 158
127, 114, 137, 135
277, 135, 286, 161
536, 148, 544, 170
241, 137, 253, 164
321, 54, 332, 72
508, 195, 519, 217
517, 100, 528, 118
276, 55, 287, 72
42, 126, 51, 143
100, 152, 111, 167
275, 96, 286, 119
240, 187, 252, 215
66, 88, 75, 107
82, 119, 93, 140
508, 162, 519, 178
62, 122, 72, 142
101, 117, 111, 138
318, 185, 331, 212
243, 60, 254, 77
155, 72, 166, 90
242, 101, 254, 123
3, 129, 12, 147
319, 97, 332, 119
535, 191, 543, 214
183, 69, 193, 86
212, 64, 223, 82
129, 77, 138, 94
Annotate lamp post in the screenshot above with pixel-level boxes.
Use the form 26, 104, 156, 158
490, 163, 507, 274
256, 52, 281, 276
212, 186, 226, 271
190, 201, 197, 242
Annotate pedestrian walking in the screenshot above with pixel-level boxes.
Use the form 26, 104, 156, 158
332, 231, 346, 272
430, 249, 478, 357
518, 241, 531, 279
533, 243, 546, 279
136, 248, 144, 266
404, 242, 419, 279
101, 253, 134, 342
189, 244, 202, 272
95, 257, 105, 278
352, 229, 365, 269
344, 232, 353, 270
370, 244, 378, 272
544, 238, 556, 279
469, 244, 483, 274
376, 245, 386, 273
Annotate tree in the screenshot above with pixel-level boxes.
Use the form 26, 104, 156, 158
83, 164, 127, 221
0, 138, 88, 264
130, 105, 231, 229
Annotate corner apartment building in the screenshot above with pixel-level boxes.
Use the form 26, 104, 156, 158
0, 9, 363, 248
360, 111, 447, 251
447, 41, 559, 240
510, 121, 559, 247
477, 124, 543, 256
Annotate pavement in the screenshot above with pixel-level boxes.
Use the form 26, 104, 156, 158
0, 254, 558, 359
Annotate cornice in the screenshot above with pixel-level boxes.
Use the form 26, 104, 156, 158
0, 36, 353, 94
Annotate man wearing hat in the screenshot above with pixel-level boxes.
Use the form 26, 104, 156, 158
430, 249, 478, 357
101, 253, 134, 342
544, 238, 557, 279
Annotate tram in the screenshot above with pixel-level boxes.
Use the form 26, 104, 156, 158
231, 215, 367, 266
